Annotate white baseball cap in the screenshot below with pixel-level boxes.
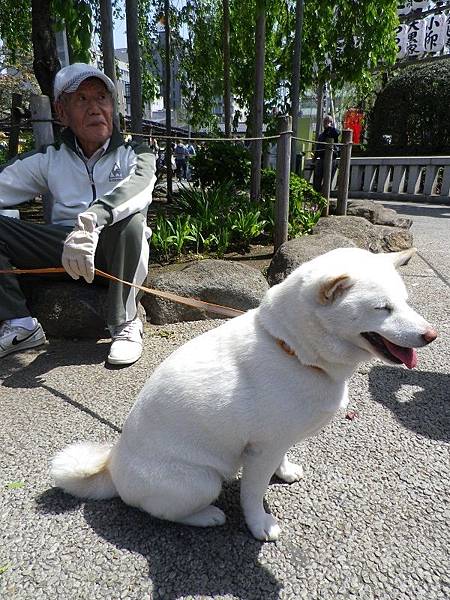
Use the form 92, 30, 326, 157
54, 63, 116, 102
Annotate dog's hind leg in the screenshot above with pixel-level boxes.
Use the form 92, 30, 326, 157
275, 453, 304, 483
138, 466, 225, 528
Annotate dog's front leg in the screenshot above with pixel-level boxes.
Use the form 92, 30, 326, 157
240, 445, 285, 541
275, 453, 304, 483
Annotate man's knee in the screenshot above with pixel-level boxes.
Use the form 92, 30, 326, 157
101, 213, 146, 244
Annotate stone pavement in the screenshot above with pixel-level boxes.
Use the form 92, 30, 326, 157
0, 202, 449, 600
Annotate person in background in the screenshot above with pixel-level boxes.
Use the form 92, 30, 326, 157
173, 140, 188, 181
0, 63, 156, 366
313, 115, 340, 193
185, 140, 196, 181
149, 136, 159, 154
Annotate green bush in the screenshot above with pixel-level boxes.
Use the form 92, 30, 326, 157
260, 169, 326, 235
189, 141, 251, 188
367, 61, 450, 156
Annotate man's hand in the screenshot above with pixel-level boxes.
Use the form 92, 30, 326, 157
62, 212, 99, 283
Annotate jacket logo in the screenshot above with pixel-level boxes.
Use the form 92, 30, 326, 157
109, 162, 123, 181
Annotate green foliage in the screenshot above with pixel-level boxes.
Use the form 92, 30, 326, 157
0, 0, 32, 58
52, 0, 94, 63
0, 49, 40, 119
301, 0, 398, 89
367, 61, 450, 156
140, 1, 399, 131
260, 168, 326, 235
189, 142, 251, 188
138, 0, 165, 105
230, 208, 267, 245
150, 176, 324, 261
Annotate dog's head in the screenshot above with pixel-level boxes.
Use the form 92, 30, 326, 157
260, 248, 437, 371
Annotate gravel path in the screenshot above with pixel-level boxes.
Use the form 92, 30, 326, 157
1, 202, 449, 600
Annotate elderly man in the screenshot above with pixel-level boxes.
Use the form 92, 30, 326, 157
0, 63, 156, 365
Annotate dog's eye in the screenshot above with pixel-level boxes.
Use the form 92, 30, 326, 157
375, 305, 393, 313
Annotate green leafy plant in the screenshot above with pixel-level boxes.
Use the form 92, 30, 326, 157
260, 169, 326, 236
189, 142, 251, 189
151, 214, 177, 261
173, 182, 234, 227
151, 171, 324, 261
169, 215, 196, 255
229, 209, 267, 247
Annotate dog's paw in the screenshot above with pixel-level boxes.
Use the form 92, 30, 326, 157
275, 460, 304, 483
247, 513, 281, 541
178, 505, 226, 528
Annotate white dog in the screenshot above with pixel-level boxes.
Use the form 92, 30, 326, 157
51, 248, 437, 541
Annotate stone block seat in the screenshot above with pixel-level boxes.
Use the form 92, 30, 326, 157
20, 276, 111, 339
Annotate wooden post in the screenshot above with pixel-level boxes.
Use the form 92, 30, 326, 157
336, 128, 353, 216
274, 116, 292, 252
30, 95, 54, 148
321, 137, 333, 216
8, 93, 22, 159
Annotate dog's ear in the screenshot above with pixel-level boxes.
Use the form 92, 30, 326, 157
386, 248, 417, 268
318, 275, 353, 305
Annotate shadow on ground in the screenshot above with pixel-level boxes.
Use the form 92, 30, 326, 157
0, 341, 121, 433
36, 480, 282, 600
381, 202, 450, 219
368, 365, 450, 442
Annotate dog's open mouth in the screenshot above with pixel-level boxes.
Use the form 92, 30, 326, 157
361, 332, 417, 369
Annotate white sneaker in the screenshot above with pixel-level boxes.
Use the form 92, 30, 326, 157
108, 317, 143, 365
0, 320, 46, 358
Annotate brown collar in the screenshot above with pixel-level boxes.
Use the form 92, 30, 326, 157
276, 339, 296, 356
276, 338, 325, 374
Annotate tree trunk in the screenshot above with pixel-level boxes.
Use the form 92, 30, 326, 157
99, 0, 117, 87
250, 0, 266, 202
290, 0, 304, 173
31, 0, 60, 101
126, 0, 143, 136
315, 80, 325, 143
99, 0, 119, 128
164, 0, 173, 199
222, 0, 231, 137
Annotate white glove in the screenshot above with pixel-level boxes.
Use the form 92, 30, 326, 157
62, 212, 99, 284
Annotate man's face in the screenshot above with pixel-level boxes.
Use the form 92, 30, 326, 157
56, 78, 114, 156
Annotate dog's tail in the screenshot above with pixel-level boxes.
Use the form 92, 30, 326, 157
50, 442, 117, 500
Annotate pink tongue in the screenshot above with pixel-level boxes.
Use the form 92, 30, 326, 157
384, 339, 417, 369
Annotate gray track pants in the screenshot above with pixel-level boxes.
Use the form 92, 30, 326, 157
0, 213, 150, 329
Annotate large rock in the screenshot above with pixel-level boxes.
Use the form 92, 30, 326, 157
330, 199, 412, 229
267, 233, 356, 286
142, 259, 269, 324
22, 279, 109, 338
22, 278, 145, 339
312, 215, 413, 253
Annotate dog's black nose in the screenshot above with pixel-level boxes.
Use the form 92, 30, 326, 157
422, 328, 438, 344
